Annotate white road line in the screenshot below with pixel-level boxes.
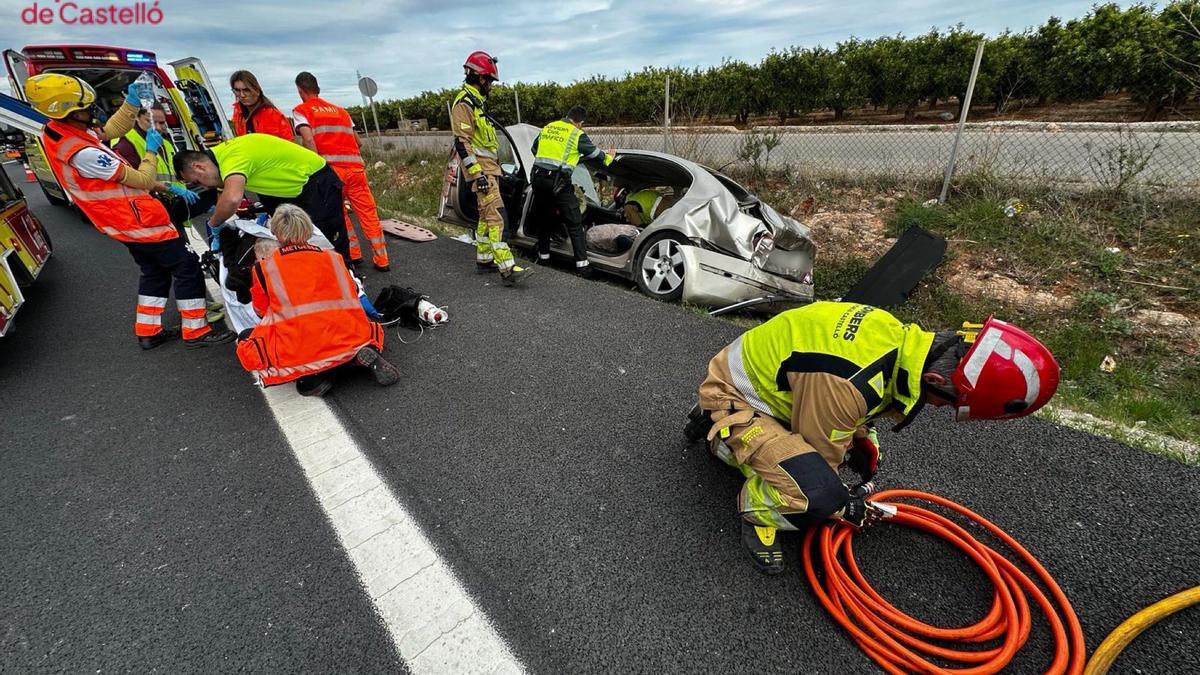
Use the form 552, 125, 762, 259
187, 226, 524, 673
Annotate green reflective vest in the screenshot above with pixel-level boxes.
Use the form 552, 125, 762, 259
533, 119, 583, 171
112, 129, 180, 189
627, 189, 661, 224
452, 84, 498, 156
731, 302, 935, 423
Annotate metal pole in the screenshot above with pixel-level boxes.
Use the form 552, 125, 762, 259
514, 87, 522, 125
446, 101, 453, 130
356, 69, 370, 139
939, 40, 985, 204
370, 95, 382, 137
663, 74, 671, 153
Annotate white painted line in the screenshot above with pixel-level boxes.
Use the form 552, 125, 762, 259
186, 226, 524, 673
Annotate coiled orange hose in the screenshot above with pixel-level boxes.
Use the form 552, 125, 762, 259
802, 489, 1086, 674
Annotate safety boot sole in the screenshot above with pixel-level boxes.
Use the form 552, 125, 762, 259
355, 347, 401, 386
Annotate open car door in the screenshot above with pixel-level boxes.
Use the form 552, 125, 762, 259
168, 57, 232, 148
437, 120, 530, 230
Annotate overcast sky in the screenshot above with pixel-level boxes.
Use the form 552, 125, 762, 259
5, 0, 1109, 110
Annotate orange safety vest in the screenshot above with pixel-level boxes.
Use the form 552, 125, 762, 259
41, 121, 177, 244
231, 103, 295, 141
293, 97, 363, 168
236, 244, 383, 386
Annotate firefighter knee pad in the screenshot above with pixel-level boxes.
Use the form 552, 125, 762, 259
777, 453, 849, 529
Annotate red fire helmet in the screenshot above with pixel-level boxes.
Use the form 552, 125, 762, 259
950, 317, 1060, 421
464, 51, 499, 80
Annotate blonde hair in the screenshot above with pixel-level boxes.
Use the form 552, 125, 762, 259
269, 204, 313, 244
254, 237, 281, 261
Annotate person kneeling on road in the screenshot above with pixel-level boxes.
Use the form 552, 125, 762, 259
235, 205, 399, 397
686, 301, 1060, 575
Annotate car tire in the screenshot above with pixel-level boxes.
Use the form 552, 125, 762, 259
634, 232, 688, 302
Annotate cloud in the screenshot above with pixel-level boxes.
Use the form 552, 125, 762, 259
4, 0, 1106, 109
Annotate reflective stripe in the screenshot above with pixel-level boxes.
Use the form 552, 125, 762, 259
476, 235, 491, 244
463, 155, 478, 167
135, 312, 162, 325
252, 342, 369, 382
575, 260, 590, 267
561, 128, 581, 163
181, 317, 207, 329
533, 158, 571, 170
368, 236, 386, 246
313, 125, 355, 134
728, 336, 774, 417
261, 248, 360, 322
476, 148, 497, 159
492, 242, 510, 251
177, 298, 206, 311
323, 154, 364, 165
137, 295, 169, 308
156, 172, 175, 182
99, 224, 178, 241
476, 253, 493, 262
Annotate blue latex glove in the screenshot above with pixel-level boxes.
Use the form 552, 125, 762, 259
144, 129, 164, 154
124, 83, 142, 107
255, 213, 269, 227
206, 219, 222, 252
168, 184, 199, 204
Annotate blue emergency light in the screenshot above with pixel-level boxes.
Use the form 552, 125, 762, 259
125, 52, 156, 66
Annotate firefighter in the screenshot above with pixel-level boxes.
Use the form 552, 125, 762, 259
229, 70, 295, 141
110, 103, 217, 236
236, 205, 398, 397
451, 51, 531, 286
687, 301, 1060, 574
529, 106, 613, 277
292, 71, 390, 272
173, 134, 350, 263
25, 73, 233, 349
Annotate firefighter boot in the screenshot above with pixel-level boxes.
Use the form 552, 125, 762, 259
501, 265, 534, 287
741, 520, 784, 575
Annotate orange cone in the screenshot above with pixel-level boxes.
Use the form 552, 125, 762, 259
23, 164, 36, 183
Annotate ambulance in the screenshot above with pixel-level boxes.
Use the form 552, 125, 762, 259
4, 44, 232, 206
0, 162, 52, 337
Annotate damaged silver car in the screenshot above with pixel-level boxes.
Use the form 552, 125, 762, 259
438, 123, 815, 309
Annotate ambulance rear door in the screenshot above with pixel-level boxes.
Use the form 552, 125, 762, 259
169, 57, 232, 147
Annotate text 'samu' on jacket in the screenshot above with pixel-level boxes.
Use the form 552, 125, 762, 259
236, 244, 383, 386
293, 97, 363, 167
41, 120, 178, 244
231, 103, 295, 141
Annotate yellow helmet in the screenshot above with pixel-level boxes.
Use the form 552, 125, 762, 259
24, 73, 97, 119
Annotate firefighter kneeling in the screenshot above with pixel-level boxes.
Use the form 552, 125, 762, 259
236, 205, 400, 397
689, 301, 1060, 574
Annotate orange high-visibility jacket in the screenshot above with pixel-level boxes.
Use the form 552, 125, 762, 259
41, 121, 178, 244
237, 244, 383, 386
293, 97, 363, 168
231, 103, 295, 141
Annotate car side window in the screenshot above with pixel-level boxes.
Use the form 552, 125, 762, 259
572, 164, 599, 203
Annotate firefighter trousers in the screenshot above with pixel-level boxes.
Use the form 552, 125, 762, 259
472, 172, 515, 273
124, 237, 211, 340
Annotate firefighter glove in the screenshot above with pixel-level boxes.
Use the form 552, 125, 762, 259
475, 174, 491, 193
844, 427, 881, 482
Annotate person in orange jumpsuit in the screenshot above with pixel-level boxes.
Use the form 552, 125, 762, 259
292, 71, 390, 271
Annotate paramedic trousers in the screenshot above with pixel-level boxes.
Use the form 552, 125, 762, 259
531, 167, 589, 268
334, 165, 389, 268
124, 237, 211, 341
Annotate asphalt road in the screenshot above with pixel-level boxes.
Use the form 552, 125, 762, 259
368, 127, 1200, 186
4, 162, 1199, 673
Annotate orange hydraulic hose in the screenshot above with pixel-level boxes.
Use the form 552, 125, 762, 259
802, 489, 1086, 675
